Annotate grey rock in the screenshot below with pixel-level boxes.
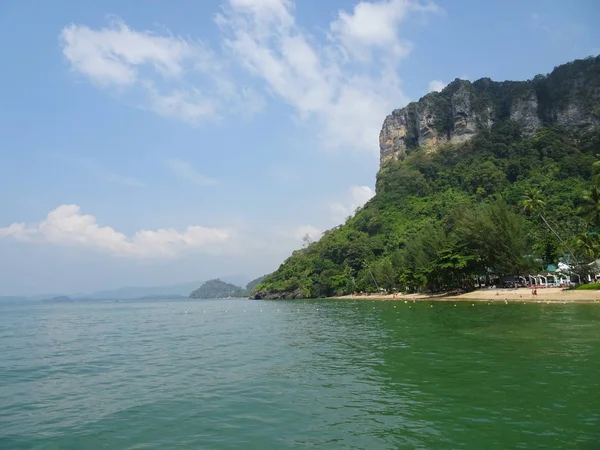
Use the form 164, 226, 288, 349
379, 56, 600, 167
509, 88, 541, 135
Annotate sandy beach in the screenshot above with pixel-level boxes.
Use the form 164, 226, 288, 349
335, 287, 600, 303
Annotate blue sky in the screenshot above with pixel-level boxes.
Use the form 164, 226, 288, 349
0, 0, 598, 295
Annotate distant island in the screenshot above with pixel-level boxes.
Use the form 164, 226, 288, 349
2, 276, 250, 303
5, 275, 272, 303
189, 276, 267, 299
42, 294, 188, 303
189, 279, 243, 299
47, 296, 75, 303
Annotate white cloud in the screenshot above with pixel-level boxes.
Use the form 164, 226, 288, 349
351, 185, 376, 206
147, 87, 218, 123
329, 0, 438, 61
60, 18, 263, 123
165, 159, 217, 186
531, 13, 588, 42
217, 0, 438, 153
61, 1, 439, 151
60, 19, 203, 86
428, 79, 446, 92
239, 87, 268, 117
274, 224, 322, 244
0, 205, 230, 258
329, 185, 375, 222
229, 0, 294, 24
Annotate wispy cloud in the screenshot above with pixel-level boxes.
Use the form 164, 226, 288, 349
60, 18, 264, 124
329, 185, 375, 223
329, 0, 439, 62
0, 204, 331, 260
0, 204, 231, 258
274, 224, 322, 244
531, 12, 588, 42
66, 157, 144, 187
165, 158, 217, 186
216, 0, 439, 153
428, 79, 446, 92
60, 0, 440, 153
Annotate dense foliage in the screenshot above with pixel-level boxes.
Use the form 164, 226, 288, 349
230, 276, 267, 298
254, 121, 600, 299
254, 57, 600, 299
189, 279, 242, 299
571, 283, 600, 291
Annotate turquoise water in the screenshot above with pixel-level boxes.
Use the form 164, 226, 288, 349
1, 299, 599, 449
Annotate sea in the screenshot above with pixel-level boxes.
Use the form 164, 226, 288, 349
1, 298, 599, 449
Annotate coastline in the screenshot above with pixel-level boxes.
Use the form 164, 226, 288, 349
334, 287, 600, 304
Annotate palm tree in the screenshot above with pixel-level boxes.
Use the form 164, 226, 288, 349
574, 232, 600, 263
522, 187, 577, 264
580, 182, 600, 229
522, 188, 559, 242
522, 187, 546, 212
591, 159, 600, 182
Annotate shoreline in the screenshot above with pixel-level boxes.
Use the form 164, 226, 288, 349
333, 287, 600, 304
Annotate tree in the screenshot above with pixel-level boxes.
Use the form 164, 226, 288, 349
253, 59, 600, 299
522, 187, 576, 263
433, 243, 479, 290
372, 258, 397, 293
573, 232, 600, 264
580, 181, 600, 229
456, 200, 532, 277
395, 224, 447, 292
302, 233, 313, 248
521, 187, 546, 215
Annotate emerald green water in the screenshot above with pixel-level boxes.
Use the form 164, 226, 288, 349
1, 299, 599, 449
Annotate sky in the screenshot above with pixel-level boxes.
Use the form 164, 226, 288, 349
0, 0, 598, 296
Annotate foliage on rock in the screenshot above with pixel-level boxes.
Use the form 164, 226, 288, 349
254, 123, 600, 298
190, 279, 242, 299
254, 56, 600, 299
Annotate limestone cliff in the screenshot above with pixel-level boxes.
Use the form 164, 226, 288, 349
380, 56, 600, 166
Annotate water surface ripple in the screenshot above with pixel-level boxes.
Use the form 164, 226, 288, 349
1, 299, 599, 449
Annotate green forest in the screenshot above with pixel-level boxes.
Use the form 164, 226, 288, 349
189, 276, 267, 299
254, 57, 600, 299
254, 123, 600, 298
230, 276, 267, 298
189, 279, 242, 299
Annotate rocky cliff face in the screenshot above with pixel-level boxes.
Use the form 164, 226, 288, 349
380, 56, 600, 166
